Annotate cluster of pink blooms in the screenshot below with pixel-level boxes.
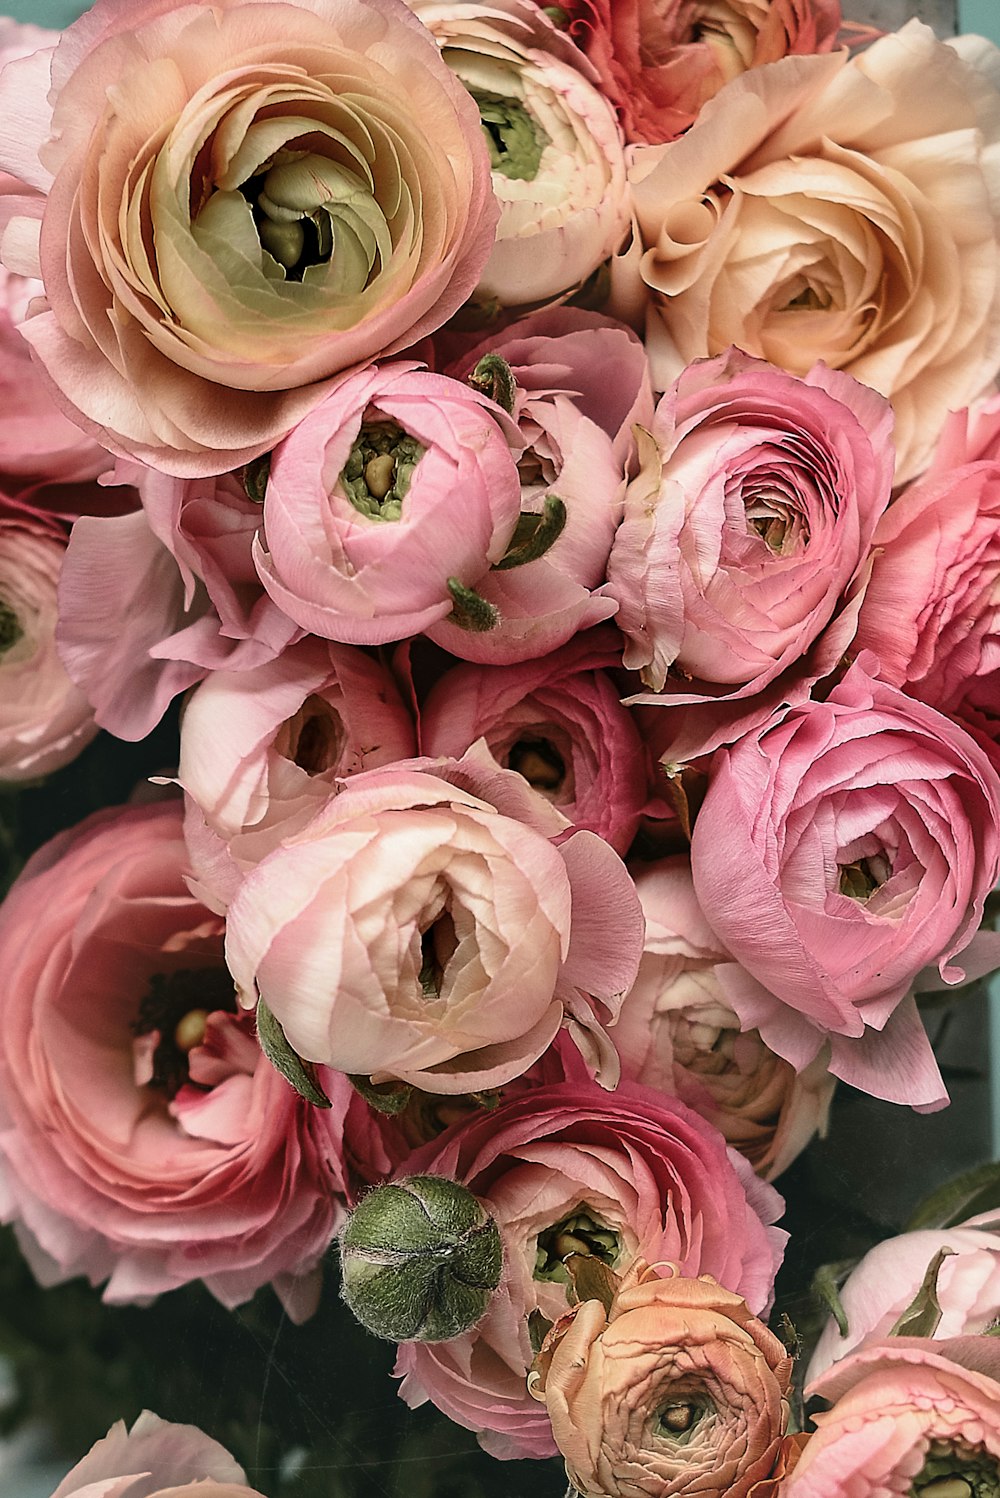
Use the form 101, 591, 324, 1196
1, 0, 1000, 1492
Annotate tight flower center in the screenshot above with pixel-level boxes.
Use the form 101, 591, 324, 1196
506, 737, 567, 795
534, 1207, 621, 1284
420, 911, 459, 998
341, 420, 425, 521
275, 695, 347, 775
132, 967, 238, 1098
652, 1398, 709, 1443
470, 88, 549, 181
913, 1439, 1000, 1497
839, 852, 892, 901
744, 481, 809, 555
0, 599, 21, 656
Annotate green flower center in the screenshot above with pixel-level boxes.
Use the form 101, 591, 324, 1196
469, 87, 549, 181
0, 600, 23, 656
838, 853, 892, 901
913, 1439, 1000, 1497
534, 1208, 621, 1285
340, 421, 424, 522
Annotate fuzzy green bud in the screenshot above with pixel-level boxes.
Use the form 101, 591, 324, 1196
339, 1175, 502, 1342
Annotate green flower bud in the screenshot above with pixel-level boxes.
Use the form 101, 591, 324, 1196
339, 1175, 502, 1342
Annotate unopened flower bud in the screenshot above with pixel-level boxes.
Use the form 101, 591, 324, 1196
339, 1175, 502, 1342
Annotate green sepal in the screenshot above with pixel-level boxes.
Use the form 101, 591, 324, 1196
242, 454, 270, 504
348, 1074, 413, 1116
811, 1258, 859, 1338
254, 997, 332, 1108
493, 495, 567, 571
528, 1309, 554, 1355
447, 579, 499, 632
563, 1253, 617, 1315
468, 353, 517, 415
906, 1160, 1000, 1231
889, 1247, 955, 1338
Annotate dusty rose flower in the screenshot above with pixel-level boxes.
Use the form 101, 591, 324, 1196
808, 1212, 1000, 1384
618, 857, 834, 1180
786, 1337, 1000, 1498
411, 0, 629, 309
180, 637, 417, 910
854, 454, 1000, 776
255, 362, 523, 643
624, 24, 1000, 482
0, 801, 347, 1316
51, 1411, 261, 1498
530, 1263, 793, 1497
420, 629, 651, 854
225, 750, 644, 1094
609, 350, 892, 759
0, 510, 97, 781
0, 0, 497, 475
561, 0, 843, 144
395, 1082, 786, 1458
689, 660, 1000, 1108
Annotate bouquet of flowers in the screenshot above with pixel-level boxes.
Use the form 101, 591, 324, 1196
0, 0, 999, 1494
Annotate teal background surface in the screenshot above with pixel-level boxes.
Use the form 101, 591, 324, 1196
6, 0, 1000, 37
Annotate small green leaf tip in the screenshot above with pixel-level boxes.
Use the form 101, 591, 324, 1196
339, 1175, 503, 1343
467, 352, 517, 414
255, 997, 332, 1108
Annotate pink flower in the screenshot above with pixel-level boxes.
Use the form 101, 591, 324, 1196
0, 510, 97, 781
225, 750, 644, 1093
180, 637, 417, 911
0, 0, 497, 475
854, 456, 1000, 776
807, 1212, 1000, 1385
411, 0, 629, 310
617, 857, 834, 1180
611, 350, 893, 760
785, 1337, 1000, 1498
393, 1080, 786, 1459
623, 23, 1000, 482
689, 660, 1000, 1108
50, 1411, 261, 1498
561, 0, 843, 144
420, 629, 651, 854
0, 801, 347, 1317
255, 363, 523, 644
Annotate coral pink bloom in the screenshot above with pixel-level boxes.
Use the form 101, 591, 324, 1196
51, 1411, 262, 1498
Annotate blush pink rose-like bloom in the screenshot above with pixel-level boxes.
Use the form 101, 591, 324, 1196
225, 749, 644, 1094
807, 1212, 1000, 1385
560, 0, 843, 145
410, 0, 629, 310
617, 858, 834, 1181
610, 350, 893, 761
623, 23, 1000, 483
689, 660, 1000, 1109
0, 801, 348, 1318
393, 1081, 786, 1459
180, 637, 417, 911
853, 454, 1000, 777
529, 1263, 796, 1498
785, 1337, 1000, 1498
50, 1411, 262, 1498
0, 0, 498, 476
0, 509, 97, 782
255, 362, 523, 644
420, 629, 651, 854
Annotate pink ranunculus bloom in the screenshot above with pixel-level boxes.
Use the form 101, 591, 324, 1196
807, 1212, 1000, 1386
785, 1337, 1000, 1498
225, 749, 644, 1095
180, 637, 417, 912
618, 857, 834, 1180
853, 457, 1000, 777
0, 801, 348, 1317
410, 0, 629, 311
0, 508, 97, 781
420, 628, 652, 855
57, 465, 302, 741
50, 1411, 262, 1498
611, 349, 893, 762
393, 1080, 786, 1459
0, 0, 498, 476
254, 362, 523, 644
623, 23, 1000, 483
689, 660, 1000, 1110
560, 0, 843, 145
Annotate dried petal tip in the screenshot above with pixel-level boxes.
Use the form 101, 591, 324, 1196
338, 1175, 502, 1342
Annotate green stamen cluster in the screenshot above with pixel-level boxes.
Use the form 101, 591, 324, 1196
913, 1439, 1000, 1497
534, 1207, 621, 1285
470, 88, 549, 181
340, 421, 424, 521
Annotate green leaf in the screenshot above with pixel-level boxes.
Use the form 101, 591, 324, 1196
889, 1247, 955, 1338
906, 1161, 1000, 1231
446, 579, 499, 633
255, 997, 332, 1108
493, 495, 567, 571
811, 1258, 859, 1338
348, 1073, 413, 1116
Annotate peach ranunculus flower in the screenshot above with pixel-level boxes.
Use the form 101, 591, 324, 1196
529, 1261, 795, 1497
785, 1336, 1000, 1498
51, 1411, 263, 1498
623, 23, 1000, 482
0, 0, 498, 476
